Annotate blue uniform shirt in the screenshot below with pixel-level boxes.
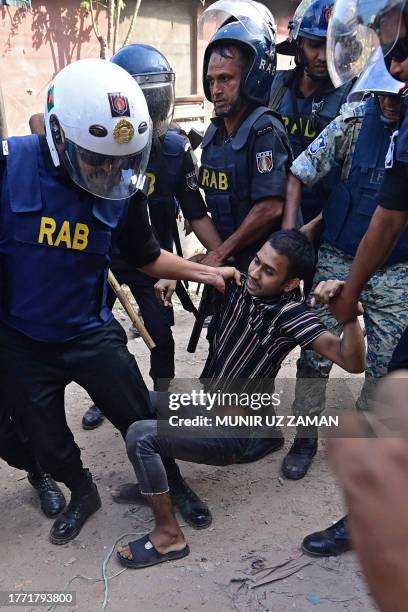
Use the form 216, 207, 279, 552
0, 135, 160, 342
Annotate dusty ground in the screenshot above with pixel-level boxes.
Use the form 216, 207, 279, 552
0, 294, 375, 612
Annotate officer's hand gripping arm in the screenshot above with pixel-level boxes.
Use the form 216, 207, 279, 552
212, 197, 284, 262
310, 280, 365, 374
140, 249, 240, 292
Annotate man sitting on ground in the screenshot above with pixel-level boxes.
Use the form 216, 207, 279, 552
115, 229, 366, 569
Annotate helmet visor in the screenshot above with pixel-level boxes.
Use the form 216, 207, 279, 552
62, 134, 151, 200
198, 0, 276, 43
347, 47, 404, 101
136, 76, 175, 138
327, 0, 406, 87
291, 0, 318, 40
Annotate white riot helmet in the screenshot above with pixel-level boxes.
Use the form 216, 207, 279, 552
44, 59, 152, 200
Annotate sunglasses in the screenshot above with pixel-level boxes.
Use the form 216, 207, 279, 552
78, 149, 124, 171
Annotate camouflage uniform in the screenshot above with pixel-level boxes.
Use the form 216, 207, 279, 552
290, 100, 408, 416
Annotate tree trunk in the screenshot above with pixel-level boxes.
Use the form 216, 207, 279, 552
107, 0, 114, 53
98, 34, 109, 59
123, 0, 142, 46
0, 83, 8, 139
112, 0, 121, 54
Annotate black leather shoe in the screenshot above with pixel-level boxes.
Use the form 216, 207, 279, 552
237, 435, 284, 463
82, 405, 104, 430
302, 517, 351, 557
28, 472, 66, 518
170, 482, 212, 530
49, 483, 101, 545
281, 437, 318, 480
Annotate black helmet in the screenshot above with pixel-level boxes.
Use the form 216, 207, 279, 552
200, 0, 277, 106
111, 44, 175, 138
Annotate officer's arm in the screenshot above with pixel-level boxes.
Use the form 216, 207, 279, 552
118, 195, 238, 291
311, 280, 366, 373
340, 205, 408, 311
209, 196, 283, 262
190, 215, 223, 252
290, 110, 353, 189
282, 172, 302, 229
140, 249, 241, 290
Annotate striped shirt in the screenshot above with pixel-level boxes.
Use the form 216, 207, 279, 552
202, 275, 327, 381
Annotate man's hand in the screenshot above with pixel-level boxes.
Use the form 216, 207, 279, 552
200, 250, 226, 268
154, 279, 176, 307
311, 279, 345, 305
203, 266, 241, 293
311, 280, 362, 323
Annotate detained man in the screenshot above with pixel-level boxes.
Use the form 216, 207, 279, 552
115, 230, 366, 569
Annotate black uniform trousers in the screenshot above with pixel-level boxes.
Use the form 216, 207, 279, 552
0, 318, 181, 488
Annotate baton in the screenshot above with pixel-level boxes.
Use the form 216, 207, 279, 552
108, 270, 156, 350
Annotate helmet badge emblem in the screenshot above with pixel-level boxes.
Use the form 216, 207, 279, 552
108, 92, 130, 117
113, 119, 135, 144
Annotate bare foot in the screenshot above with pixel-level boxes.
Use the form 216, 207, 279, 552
117, 530, 186, 560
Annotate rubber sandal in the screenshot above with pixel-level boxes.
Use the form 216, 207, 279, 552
111, 483, 147, 505
117, 534, 190, 569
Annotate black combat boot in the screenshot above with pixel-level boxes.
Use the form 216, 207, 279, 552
49, 469, 101, 545
28, 470, 66, 518
302, 517, 351, 557
82, 404, 104, 430
281, 432, 318, 480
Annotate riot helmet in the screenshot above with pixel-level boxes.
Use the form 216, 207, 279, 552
44, 59, 152, 200
277, 0, 334, 56
327, 0, 408, 88
199, 0, 277, 106
111, 44, 175, 139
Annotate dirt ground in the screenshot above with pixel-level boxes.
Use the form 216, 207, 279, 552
0, 295, 375, 612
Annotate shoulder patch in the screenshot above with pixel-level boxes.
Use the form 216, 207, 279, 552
309, 132, 328, 155
186, 170, 199, 190
2, 140, 8, 156
256, 150, 273, 173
